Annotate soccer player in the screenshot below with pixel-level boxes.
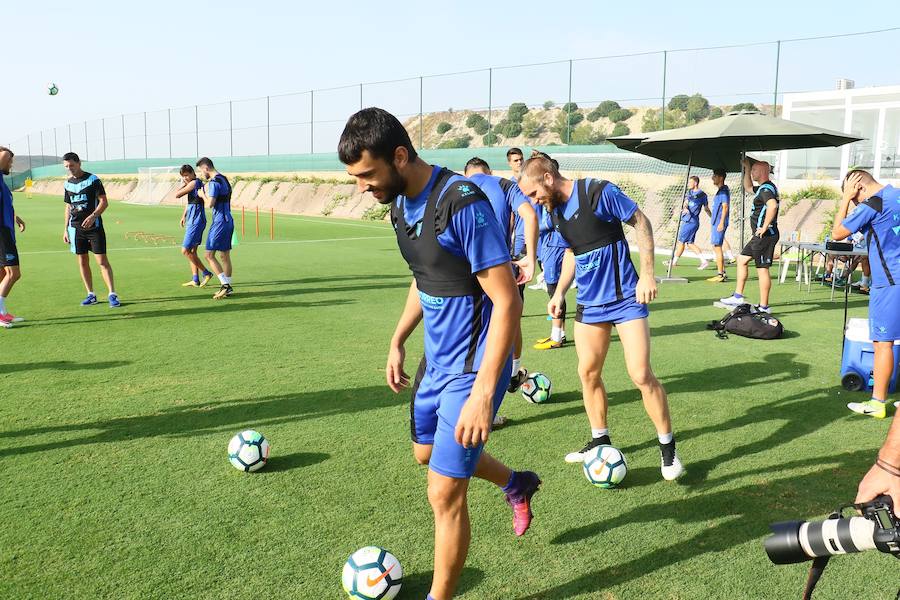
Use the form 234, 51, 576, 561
0, 147, 26, 328
195, 157, 235, 299
706, 169, 731, 282
719, 158, 779, 313
174, 165, 213, 287
517, 153, 684, 481
339, 108, 540, 600
463, 157, 537, 404
508, 147, 528, 273
62, 153, 120, 308
832, 170, 900, 418
664, 176, 710, 270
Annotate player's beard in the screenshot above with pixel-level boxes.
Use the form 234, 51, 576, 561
373, 165, 406, 205
542, 182, 566, 209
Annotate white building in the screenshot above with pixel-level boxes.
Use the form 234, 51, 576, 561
779, 84, 900, 185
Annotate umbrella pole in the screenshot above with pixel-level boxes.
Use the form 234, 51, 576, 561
740, 148, 747, 249
658, 152, 691, 284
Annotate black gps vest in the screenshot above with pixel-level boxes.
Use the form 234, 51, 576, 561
391, 168, 484, 297
551, 179, 626, 255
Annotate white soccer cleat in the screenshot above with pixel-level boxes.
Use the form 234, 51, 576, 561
661, 452, 684, 481
492, 414, 508, 428
719, 294, 744, 307
698, 259, 710, 270
756, 305, 772, 314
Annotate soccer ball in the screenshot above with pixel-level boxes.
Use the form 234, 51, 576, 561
342, 546, 403, 600
582, 444, 628, 488
227, 430, 270, 472
521, 372, 552, 403
47, 83, 59, 96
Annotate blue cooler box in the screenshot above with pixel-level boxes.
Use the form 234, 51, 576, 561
840, 318, 900, 393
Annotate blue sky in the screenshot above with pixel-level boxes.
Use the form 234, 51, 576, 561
3, 0, 898, 149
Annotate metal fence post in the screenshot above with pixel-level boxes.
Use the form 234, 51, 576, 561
167, 109, 172, 159
266, 96, 270, 156
143, 112, 148, 159
39, 131, 45, 167
195, 105, 200, 156
26, 136, 32, 171
566, 59, 573, 144
229, 100, 234, 156
121, 114, 126, 159
661, 50, 667, 130
419, 76, 424, 149
310, 90, 314, 154
773, 40, 781, 117
67, 123, 72, 155
487, 68, 493, 147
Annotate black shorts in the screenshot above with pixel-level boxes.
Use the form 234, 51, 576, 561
511, 261, 526, 301
69, 226, 107, 255
741, 233, 779, 268
0, 227, 19, 267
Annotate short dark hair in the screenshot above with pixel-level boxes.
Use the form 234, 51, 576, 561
180, 164, 196, 177
506, 147, 523, 159
689, 175, 700, 184
713, 169, 727, 178
465, 157, 491, 172
842, 168, 874, 192
62, 152, 80, 163
338, 107, 417, 165
196, 157, 215, 169
0, 146, 13, 158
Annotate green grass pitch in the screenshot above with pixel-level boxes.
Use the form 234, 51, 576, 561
1, 193, 897, 599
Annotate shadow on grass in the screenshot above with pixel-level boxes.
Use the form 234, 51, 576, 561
262, 451, 330, 473
0, 360, 131, 375
403, 567, 485, 598
0, 385, 405, 458
28, 298, 356, 326
519, 448, 874, 599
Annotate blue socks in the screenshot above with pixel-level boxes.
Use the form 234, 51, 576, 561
501, 471, 519, 494
203, 270, 212, 277
192, 275, 200, 283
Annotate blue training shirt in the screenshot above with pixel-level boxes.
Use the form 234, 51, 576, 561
842, 184, 900, 288
467, 172, 527, 254
681, 189, 708, 224
398, 166, 511, 373
556, 178, 639, 306
711, 185, 730, 228
0, 174, 14, 242
185, 180, 206, 224
206, 175, 232, 222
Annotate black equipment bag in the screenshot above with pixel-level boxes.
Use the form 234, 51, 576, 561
707, 303, 784, 340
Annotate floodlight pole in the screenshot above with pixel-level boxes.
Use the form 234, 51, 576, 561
661, 51, 667, 130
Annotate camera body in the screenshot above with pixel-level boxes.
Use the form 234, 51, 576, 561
765, 495, 899, 565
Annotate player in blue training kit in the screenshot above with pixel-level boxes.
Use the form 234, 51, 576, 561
174, 165, 213, 288
706, 169, 731, 282
833, 170, 900, 418
196, 157, 235, 300
62, 153, 120, 308
339, 108, 540, 600
0, 146, 26, 328
665, 175, 711, 270
517, 152, 684, 482
463, 157, 538, 411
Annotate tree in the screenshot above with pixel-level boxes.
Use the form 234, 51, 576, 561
611, 122, 630, 137
641, 108, 685, 133
595, 100, 621, 118
708, 106, 724, 120
569, 124, 607, 145
436, 122, 452, 134
607, 108, 634, 123
731, 102, 758, 112
465, 113, 487, 128
497, 121, 522, 138
667, 94, 691, 112
437, 135, 472, 149
473, 120, 490, 135
685, 94, 710, 123
543, 100, 555, 110
551, 110, 585, 142
482, 132, 501, 146
507, 103, 529, 123
561, 102, 579, 114
522, 114, 544, 138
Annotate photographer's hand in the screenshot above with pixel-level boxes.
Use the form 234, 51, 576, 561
856, 458, 900, 517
